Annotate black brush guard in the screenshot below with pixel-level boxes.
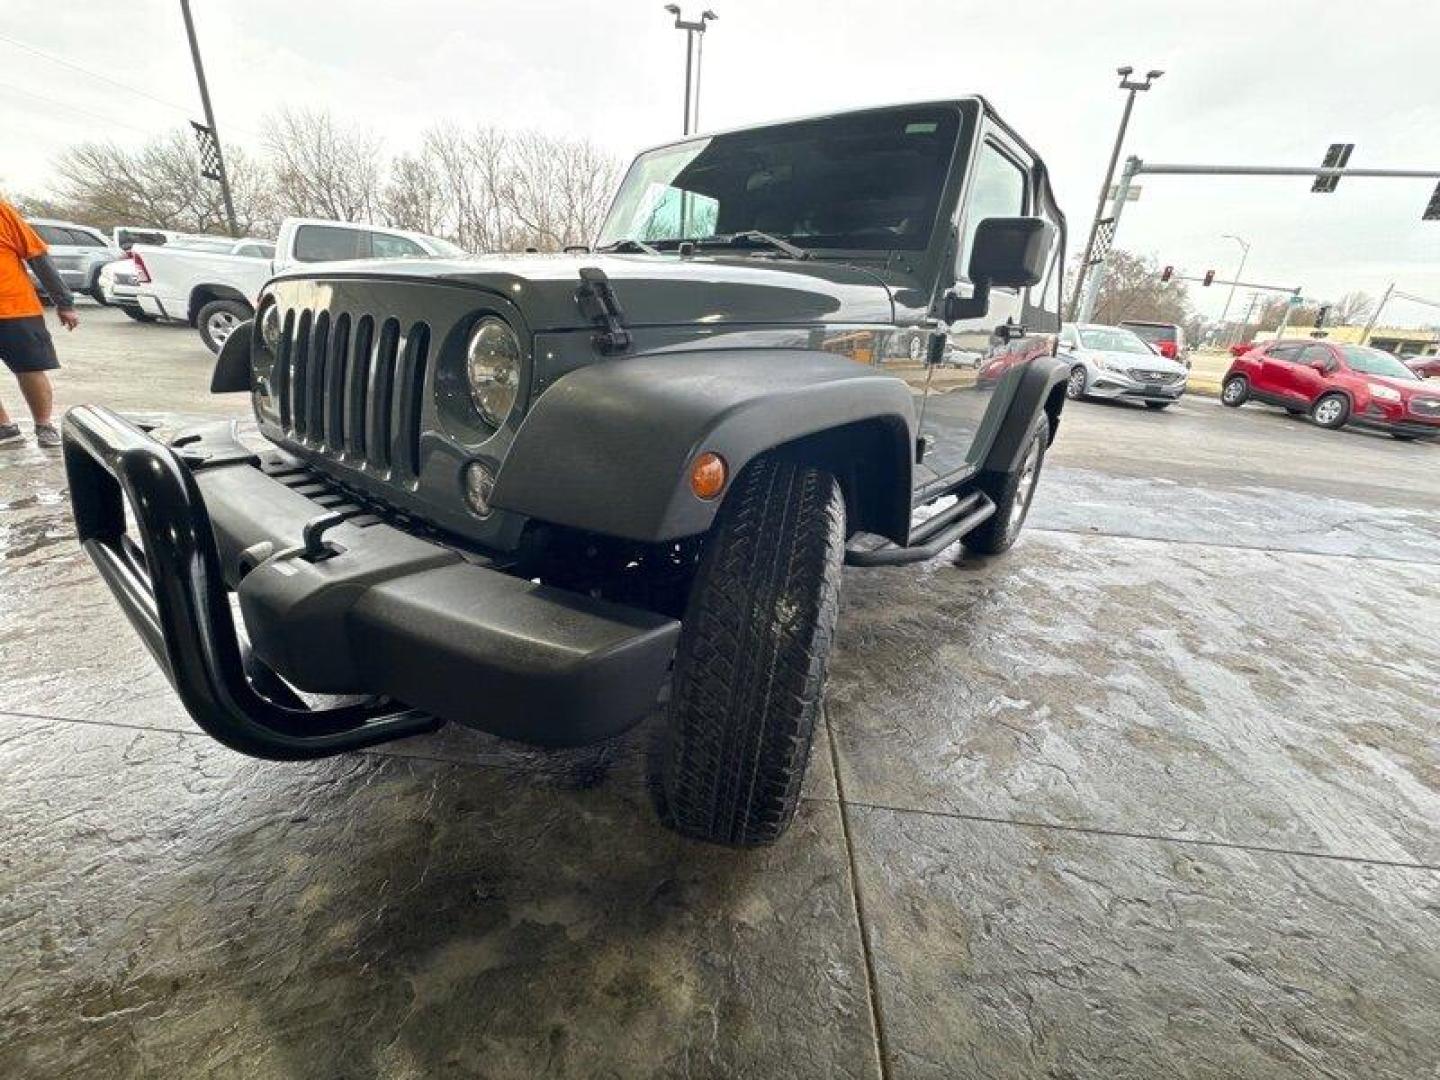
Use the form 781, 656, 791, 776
62, 405, 443, 760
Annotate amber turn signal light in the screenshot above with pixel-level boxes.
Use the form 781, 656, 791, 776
689, 452, 727, 500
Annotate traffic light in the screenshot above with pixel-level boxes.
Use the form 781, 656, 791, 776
1202, 270, 1215, 286
1160, 265, 1174, 282
1312, 143, 1354, 193
1315, 304, 1331, 329
1424, 181, 1440, 221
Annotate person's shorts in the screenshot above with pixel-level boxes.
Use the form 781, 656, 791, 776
0, 316, 60, 374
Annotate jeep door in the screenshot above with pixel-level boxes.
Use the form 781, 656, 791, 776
915, 125, 1062, 490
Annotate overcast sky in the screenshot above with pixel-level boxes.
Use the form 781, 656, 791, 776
4, 0, 1438, 326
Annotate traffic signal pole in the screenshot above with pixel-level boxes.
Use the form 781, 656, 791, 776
179, 0, 238, 237
1076, 155, 1440, 325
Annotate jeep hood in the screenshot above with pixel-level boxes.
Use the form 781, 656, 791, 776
270, 252, 897, 329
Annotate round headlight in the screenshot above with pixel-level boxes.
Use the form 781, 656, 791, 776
259, 303, 282, 351
466, 318, 521, 426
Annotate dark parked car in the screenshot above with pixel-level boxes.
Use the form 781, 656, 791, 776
1223, 339, 1440, 440
64, 99, 1068, 846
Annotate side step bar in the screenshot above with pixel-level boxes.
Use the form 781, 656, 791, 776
844, 491, 996, 567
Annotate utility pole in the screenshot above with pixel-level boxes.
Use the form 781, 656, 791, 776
1217, 234, 1250, 345
179, 0, 238, 236
1360, 282, 1395, 345
1078, 155, 1140, 322
1067, 66, 1163, 320
663, 5, 717, 135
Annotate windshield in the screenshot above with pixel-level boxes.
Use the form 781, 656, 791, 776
1340, 345, 1418, 380
1079, 327, 1155, 355
1122, 322, 1177, 344
597, 106, 960, 252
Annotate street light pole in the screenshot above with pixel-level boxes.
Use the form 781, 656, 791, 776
1217, 234, 1250, 345
663, 6, 717, 135
179, 0, 238, 237
1067, 65, 1163, 320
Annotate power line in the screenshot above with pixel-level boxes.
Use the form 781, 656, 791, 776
0, 81, 163, 137
0, 31, 194, 116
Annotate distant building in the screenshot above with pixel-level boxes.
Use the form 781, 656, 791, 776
1254, 324, 1439, 357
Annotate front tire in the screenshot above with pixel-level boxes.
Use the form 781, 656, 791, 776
1311, 392, 1350, 430
656, 456, 845, 847
121, 305, 156, 324
197, 299, 252, 355
1066, 365, 1088, 400
1144, 401, 1172, 410
962, 415, 1049, 556
88, 284, 109, 306
1221, 375, 1250, 407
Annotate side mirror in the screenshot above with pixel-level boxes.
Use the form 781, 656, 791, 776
944, 217, 1055, 322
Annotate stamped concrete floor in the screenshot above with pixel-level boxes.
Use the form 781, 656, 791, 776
2, 308, 1439, 1078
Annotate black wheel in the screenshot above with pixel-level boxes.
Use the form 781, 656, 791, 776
1221, 375, 1249, 407
1065, 365, 1088, 400
1144, 401, 1172, 410
1391, 433, 1418, 442
1285, 407, 1305, 415
120, 305, 156, 324
88, 277, 109, 305
1311, 392, 1350, 430
656, 456, 845, 847
197, 299, 252, 355
962, 415, 1049, 556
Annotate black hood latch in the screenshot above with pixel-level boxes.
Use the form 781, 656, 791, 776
575, 267, 633, 355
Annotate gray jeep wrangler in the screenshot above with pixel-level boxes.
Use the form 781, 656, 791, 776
64, 99, 1067, 847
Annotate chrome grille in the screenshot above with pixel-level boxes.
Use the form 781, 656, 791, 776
1410, 396, 1440, 418
1128, 368, 1183, 383
275, 308, 430, 477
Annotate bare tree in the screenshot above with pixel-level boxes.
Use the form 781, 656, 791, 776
380, 152, 446, 237
501, 132, 620, 251
1079, 250, 1194, 327
1329, 290, 1374, 326
41, 130, 272, 235
264, 108, 382, 222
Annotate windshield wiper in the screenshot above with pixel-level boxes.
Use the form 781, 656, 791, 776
697, 231, 811, 260
595, 238, 662, 256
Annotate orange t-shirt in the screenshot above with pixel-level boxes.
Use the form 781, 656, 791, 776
0, 200, 47, 320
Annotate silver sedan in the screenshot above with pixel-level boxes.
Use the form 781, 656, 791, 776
1059, 322, 1190, 410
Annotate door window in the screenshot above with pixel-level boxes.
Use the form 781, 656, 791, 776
1299, 345, 1334, 370
1266, 344, 1305, 361
294, 225, 369, 263
960, 142, 1027, 268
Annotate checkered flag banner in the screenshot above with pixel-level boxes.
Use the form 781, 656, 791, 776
191, 121, 223, 183
1090, 218, 1116, 265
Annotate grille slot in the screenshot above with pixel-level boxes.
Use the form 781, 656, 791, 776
278, 307, 430, 477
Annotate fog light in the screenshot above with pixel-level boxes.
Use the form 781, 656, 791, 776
689, 452, 727, 500
464, 461, 495, 517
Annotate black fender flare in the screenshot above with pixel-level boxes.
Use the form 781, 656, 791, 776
492, 349, 916, 544
978, 353, 1068, 477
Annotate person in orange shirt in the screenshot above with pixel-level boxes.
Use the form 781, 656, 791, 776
0, 199, 79, 448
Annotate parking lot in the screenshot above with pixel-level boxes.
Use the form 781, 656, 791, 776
2, 304, 1439, 1078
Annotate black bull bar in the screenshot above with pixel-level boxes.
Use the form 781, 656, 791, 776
61, 405, 443, 760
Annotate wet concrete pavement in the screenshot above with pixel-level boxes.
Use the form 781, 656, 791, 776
2, 307, 1439, 1078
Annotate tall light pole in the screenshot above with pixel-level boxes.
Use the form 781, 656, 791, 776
1217, 234, 1250, 345
663, 5, 717, 135
179, 0, 238, 237
1067, 66, 1163, 320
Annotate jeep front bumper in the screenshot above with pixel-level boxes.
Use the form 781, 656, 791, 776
62, 406, 680, 760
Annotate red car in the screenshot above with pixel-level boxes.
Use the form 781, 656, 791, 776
1222, 339, 1440, 440
1406, 354, 1440, 380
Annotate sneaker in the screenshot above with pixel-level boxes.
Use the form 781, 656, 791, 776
0, 422, 21, 447
34, 423, 61, 449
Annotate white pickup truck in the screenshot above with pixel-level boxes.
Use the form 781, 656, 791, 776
125, 217, 464, 353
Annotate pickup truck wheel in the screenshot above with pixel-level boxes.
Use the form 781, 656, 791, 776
197, 299, 252, 355
88, 284, 109, 306
120, 306, 155, 324
656, 456, 845, 847
961, 416, 1048, 557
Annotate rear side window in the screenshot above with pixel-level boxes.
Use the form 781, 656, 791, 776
371, 233, 426, 259
294, 225, 370, 263
66, 228, 107, 248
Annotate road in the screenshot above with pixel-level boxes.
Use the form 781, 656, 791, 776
2, 304, 1438, 1079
